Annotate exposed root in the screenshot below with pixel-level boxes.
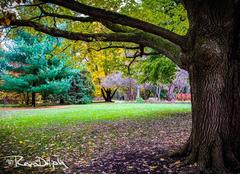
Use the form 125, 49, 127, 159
168, 136, 191, 157
186, 148, 197, 164
197, 144, 211, 173
168, 135, 236, 174
225, 149, 240, 172
211, 136, 227, 174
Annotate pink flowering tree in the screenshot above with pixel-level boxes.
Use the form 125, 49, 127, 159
167, 69, 189, 101
101, 72, 126, 102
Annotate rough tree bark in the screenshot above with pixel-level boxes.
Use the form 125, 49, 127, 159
171, 1, 240, 173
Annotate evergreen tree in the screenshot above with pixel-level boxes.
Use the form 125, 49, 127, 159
0, 31, 73, 107
58, 70, 95, 104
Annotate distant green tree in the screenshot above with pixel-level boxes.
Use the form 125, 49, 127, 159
0, 31, 73, 107
139, 55, 176, 100
54, 70, 95, 104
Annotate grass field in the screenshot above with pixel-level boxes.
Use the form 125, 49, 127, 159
0, 103, 191, 173
0, 103, 191, 128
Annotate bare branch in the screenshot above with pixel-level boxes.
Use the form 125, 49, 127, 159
88, 43, 140, 52
125, 51, 160, 58
126, 51, 139, 74
12, 3, 46, 8
0, 27, 12, 44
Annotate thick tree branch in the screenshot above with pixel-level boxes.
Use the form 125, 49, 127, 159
38, 6, 95, 22
11, 19, 138, 43
41, 0, 187, 48
8, 19, 183, 67
131, 33, 182, 66
99, 21, 182, 65
102, 22, 133, 33
99, 22, 183, 66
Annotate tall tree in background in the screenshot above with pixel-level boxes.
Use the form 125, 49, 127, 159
139, 55, 176, 100
54, 70, 95, 104
0, 31, 73, 107
101, 72, 125, 102
83, 48, 126, 97
1, 0, 240, 172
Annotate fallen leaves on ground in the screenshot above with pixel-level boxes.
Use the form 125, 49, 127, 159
0, 113, 197, 173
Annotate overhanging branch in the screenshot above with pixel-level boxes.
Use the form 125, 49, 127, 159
11, 20, 138, 43
7, 19, 183, 68
37, 6, 96, 23
41, 0, 187, 48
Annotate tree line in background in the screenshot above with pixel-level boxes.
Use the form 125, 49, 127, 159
100, 69, 189, 103
0, 31, 95, 106
0, 31, 190, 106
0, 0, 190, 106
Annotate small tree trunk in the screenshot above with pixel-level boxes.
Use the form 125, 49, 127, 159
101, 87, 116, 102
129, 81, 133, 100
26, 93, 29, 105
106, 89, 112, 102
155, 86, 158, 98
157, 86, 161, 101
31, 92, 36, 107
60, 98, 64, 104
167, 84, 175, 101
159, 87, 162, 100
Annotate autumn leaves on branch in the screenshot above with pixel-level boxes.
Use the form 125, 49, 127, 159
0, 0, 186, 68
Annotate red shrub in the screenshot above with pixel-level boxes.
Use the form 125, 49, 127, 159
176, 93, 191, 101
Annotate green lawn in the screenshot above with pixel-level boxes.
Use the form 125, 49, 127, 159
0, 103, 191, 128
0, 103, 191, 172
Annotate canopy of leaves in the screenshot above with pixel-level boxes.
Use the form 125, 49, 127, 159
139, 55, 176, 85
101, 72, 126, 89
0, 0, 189, 98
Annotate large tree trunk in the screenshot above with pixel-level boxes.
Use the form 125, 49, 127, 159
176, 43, 240, 173
173, 1, 240, 173
187, 61, 235, 173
